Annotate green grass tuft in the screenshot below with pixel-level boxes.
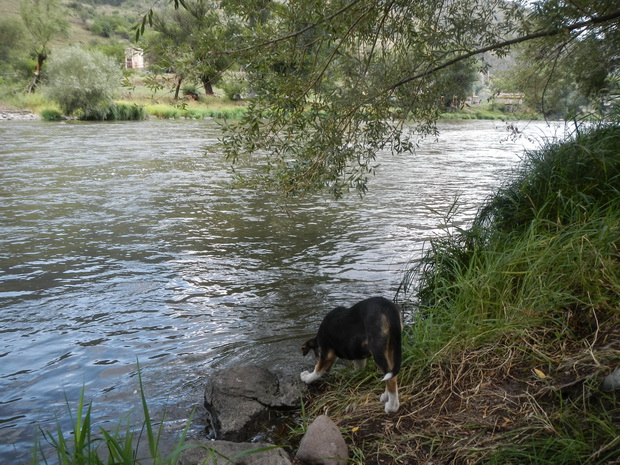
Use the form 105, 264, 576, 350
32, 363, 194, 465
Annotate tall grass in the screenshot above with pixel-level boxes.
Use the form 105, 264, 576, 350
145, 104, 246, 120
31, 364, 280, 465
302, 124, 620, 464
80, 102, 148, 121
32, 366, 193, 465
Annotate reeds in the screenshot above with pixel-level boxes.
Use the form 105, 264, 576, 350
32, 366, 194, 465
80, 103, 148, 121
145, 104, 246, 120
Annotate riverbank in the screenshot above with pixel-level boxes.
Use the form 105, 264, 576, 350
0, 84, 538, 122
21, 123, 618, 465
293, 124, 620, 463
0, 104, 41, 121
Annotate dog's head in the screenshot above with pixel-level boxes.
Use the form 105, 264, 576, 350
301, 338, 318, 357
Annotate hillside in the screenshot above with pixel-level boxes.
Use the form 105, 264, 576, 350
0, 0, 153, 48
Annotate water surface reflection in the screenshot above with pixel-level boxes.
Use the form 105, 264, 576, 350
0, 119, 561, 461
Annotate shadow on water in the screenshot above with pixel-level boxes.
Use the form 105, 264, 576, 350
0, 118, 562, 460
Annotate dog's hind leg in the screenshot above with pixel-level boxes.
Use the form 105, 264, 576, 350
380, 376, 399, 413
300, 349, 336, 384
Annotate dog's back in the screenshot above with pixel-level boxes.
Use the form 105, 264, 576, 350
317, 296, 402, 376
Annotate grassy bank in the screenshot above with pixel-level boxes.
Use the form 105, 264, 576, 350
299, 124, 620, 464
0, 78, 247, 121
439, 105, 542, 120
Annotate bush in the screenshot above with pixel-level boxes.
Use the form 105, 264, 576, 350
219, 74, 247, 101
41, 108, 63, 121
181, 83, 200, 100
44, 46, 122, 116
80, 102, 148, 121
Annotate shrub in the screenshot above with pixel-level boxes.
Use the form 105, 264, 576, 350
80, 102, 148, 121
44, 46, 122, 116
219, 74, 248, 101
40, 108, 63, 121
181, 83, 200, 100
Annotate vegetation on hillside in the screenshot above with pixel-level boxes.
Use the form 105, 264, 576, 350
300, 124, 620, 463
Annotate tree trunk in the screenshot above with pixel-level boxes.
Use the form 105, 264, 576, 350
174, 76, 183, 100
201, 76, 215, 96
27, 52, 47, 93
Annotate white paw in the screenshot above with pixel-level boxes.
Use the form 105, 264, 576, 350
380, 391, 388, 403
384, 397, 400, 413
299, 371, 319, 384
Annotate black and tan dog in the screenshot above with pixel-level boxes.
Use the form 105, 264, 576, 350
300, 296, 402, 413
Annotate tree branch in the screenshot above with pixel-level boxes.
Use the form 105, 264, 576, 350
220, 0, 364, 54
384, 9, 620, 94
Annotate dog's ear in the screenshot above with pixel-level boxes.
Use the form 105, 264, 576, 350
302, 338, 318, 357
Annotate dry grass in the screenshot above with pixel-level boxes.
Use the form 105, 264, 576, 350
300, 322, 620, 464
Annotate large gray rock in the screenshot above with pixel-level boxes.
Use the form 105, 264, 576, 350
295, 415, 348, 465
204, 365, 303, 441
180, 439, 292, 465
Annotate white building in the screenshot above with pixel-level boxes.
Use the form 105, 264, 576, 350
125, 47, 145, 70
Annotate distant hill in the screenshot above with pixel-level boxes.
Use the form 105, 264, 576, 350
0, 0, 156, 48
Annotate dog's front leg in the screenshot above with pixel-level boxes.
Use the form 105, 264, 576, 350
301, 350, 336, 384
300, 369, 323, 383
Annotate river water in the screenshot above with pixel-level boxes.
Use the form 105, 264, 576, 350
0, 118, 561, 461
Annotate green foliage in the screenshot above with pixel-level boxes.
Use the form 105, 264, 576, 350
20, 0, 69, 87
219, 72, 248, 101
145, 103, 245, 119
44, 46, 122, 116
142, 0, 239, 98
0, 18, 26, 63
89, 41, 127, 65
80, 102, 148, 121
32, 365, 194, 465
403, 124, 620, 340
0, 17, 30, 83
41, 108, 62, 120
199, 0, 620, 196
476, 124, 620, 234
485, 402, 620, 464
181, 82, 200, 99
90, 14, 132, 39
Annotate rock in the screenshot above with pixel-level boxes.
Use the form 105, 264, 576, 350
180, 439, 292, 465
0, 110, 41, 121
602, 366, 620, 392
204, 365, 304, 441
295, 415, 348, 465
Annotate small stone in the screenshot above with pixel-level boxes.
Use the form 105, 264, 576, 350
296, 415, 348, 465
602, 366, 620, 392
180, 439, 292, 465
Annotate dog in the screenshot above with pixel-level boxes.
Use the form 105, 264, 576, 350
300, 296, 402, 413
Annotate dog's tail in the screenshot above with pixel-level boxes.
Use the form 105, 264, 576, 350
381, 306, 402, 381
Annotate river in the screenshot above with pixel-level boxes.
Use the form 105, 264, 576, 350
0, 118, 562, 461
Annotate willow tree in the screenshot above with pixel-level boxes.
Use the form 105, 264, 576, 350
143, 0, 239, 98
20, 0, 69, 92
146, 0, 620, 197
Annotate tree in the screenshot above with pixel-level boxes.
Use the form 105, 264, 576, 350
143, 0, 239, 99
0, 18, 27, 81
44, 46, 122, 117
20, 0, 69, 92
146, 0, 620, 197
